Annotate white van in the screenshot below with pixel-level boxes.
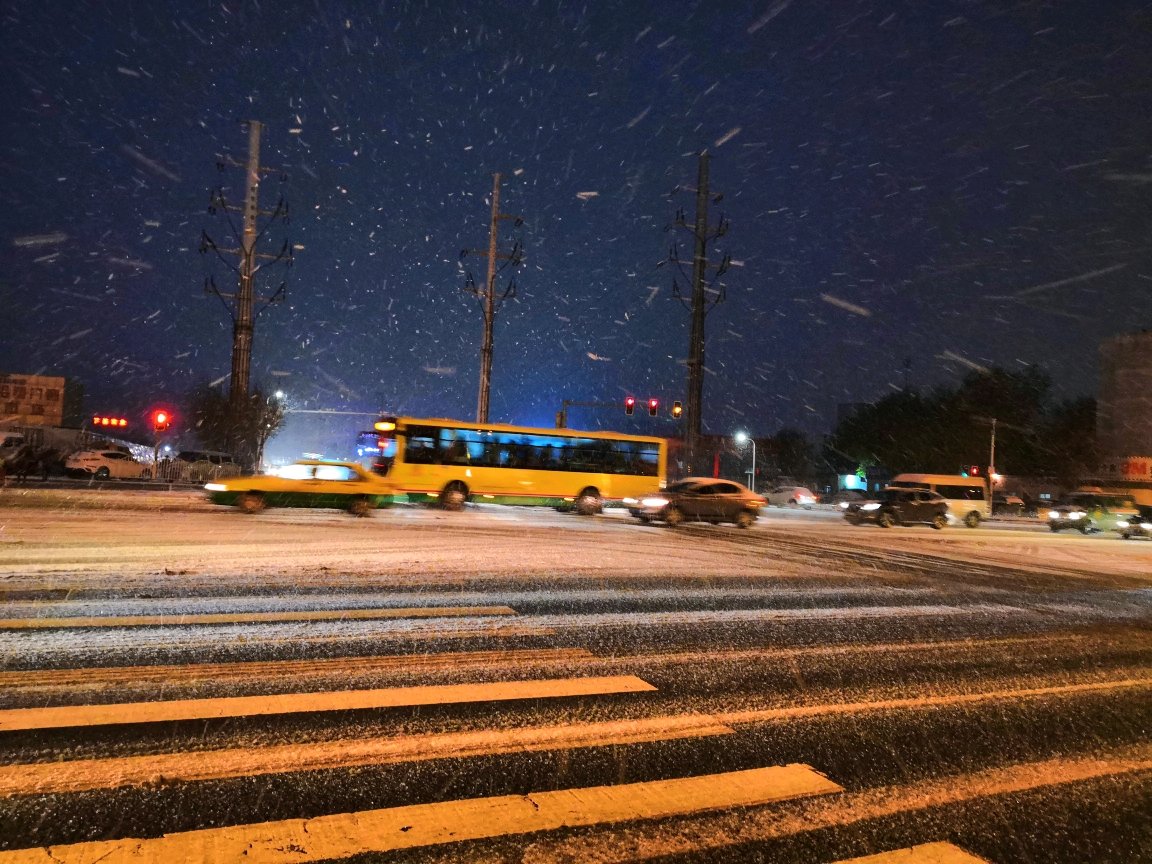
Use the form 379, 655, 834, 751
890, 474, 990, 528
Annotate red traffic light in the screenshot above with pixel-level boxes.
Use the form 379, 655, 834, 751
970, 465, 980, 476
152, 410, 172, 432
624, 396, 635, 416
648, 398, 659, 417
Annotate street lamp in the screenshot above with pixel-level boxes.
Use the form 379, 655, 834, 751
735, 431, 756, 492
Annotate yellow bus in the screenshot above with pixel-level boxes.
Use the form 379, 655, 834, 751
364, 416, 666, 514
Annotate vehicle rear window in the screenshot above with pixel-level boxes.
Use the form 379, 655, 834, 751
936, 485, 986, 501
714, 483, 741, 494
279, 465, 314, 480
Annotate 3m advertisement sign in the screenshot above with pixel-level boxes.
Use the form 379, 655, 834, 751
1100, 457, 1152, 481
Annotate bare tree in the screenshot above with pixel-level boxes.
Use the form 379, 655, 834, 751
188, 385, 284, 473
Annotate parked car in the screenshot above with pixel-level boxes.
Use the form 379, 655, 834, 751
843, 487, 949, 529
765, 485, 818, 508
174, 450, 242, 482
992, 492, 1026, 516
65, 449, 149, 480
1047, 492, 1140, 535
204, 460, 394, 516
625, 478, 765, 527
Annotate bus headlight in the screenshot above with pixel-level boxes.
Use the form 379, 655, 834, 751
622, 498, 638, 505
204, 483, 226, 491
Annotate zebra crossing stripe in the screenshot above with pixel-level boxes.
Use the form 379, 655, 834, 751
0, 675, 656, 732
0, 714, 734, 796
0, 648, 595, 690
833, 842, 990, 863
0, 605, 517, 629
0, 764, 842, 863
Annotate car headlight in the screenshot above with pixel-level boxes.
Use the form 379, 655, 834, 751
1115, 520, 1129, 528
204, 483, 227, 491
1048, 510, 1060, 519
641, 497, 669, 508
861, 502, 881, 511
839, 501, 850, 509
622, 498, 638, 505
1141, 523, 1152, 530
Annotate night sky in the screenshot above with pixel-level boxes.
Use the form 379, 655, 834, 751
4, 0, 1152, 455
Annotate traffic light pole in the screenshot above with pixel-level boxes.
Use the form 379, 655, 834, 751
556, 400, 625, 429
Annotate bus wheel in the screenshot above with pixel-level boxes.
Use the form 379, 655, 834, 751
347, 496, 374, 518
964, 511, 981, 529
575, 488, 601, 516
441, 482, 468, 511
237, 492, 266, 514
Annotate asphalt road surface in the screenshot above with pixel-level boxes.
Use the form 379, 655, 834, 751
0, 501, 1149, 863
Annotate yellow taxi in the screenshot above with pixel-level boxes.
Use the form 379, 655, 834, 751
205, 461, 394, 516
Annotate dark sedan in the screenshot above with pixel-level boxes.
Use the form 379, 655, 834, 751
625, 478, 765, 528
844, 487, 950, 529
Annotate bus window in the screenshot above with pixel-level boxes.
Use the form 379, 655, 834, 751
936, 484, 985, 501
404, 427, 439, 464
400, 424, 659, 476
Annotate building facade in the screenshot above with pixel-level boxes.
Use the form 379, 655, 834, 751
0, 374, 67, 426
1097, 331, 1152, 459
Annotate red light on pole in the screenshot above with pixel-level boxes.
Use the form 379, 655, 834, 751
624, 397, 635, 416
151, 410, 171, 432
648, 398, 659, 417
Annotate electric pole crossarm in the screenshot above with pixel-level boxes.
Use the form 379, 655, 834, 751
463, 250, 519, 260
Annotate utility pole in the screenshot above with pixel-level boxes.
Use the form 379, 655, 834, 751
663, 152, 731, 474
231, 121, 262, 408
988, 417, 997, 500
200, 120, 292, 409
686, 154, 710, 473
460, 173, 523, 423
